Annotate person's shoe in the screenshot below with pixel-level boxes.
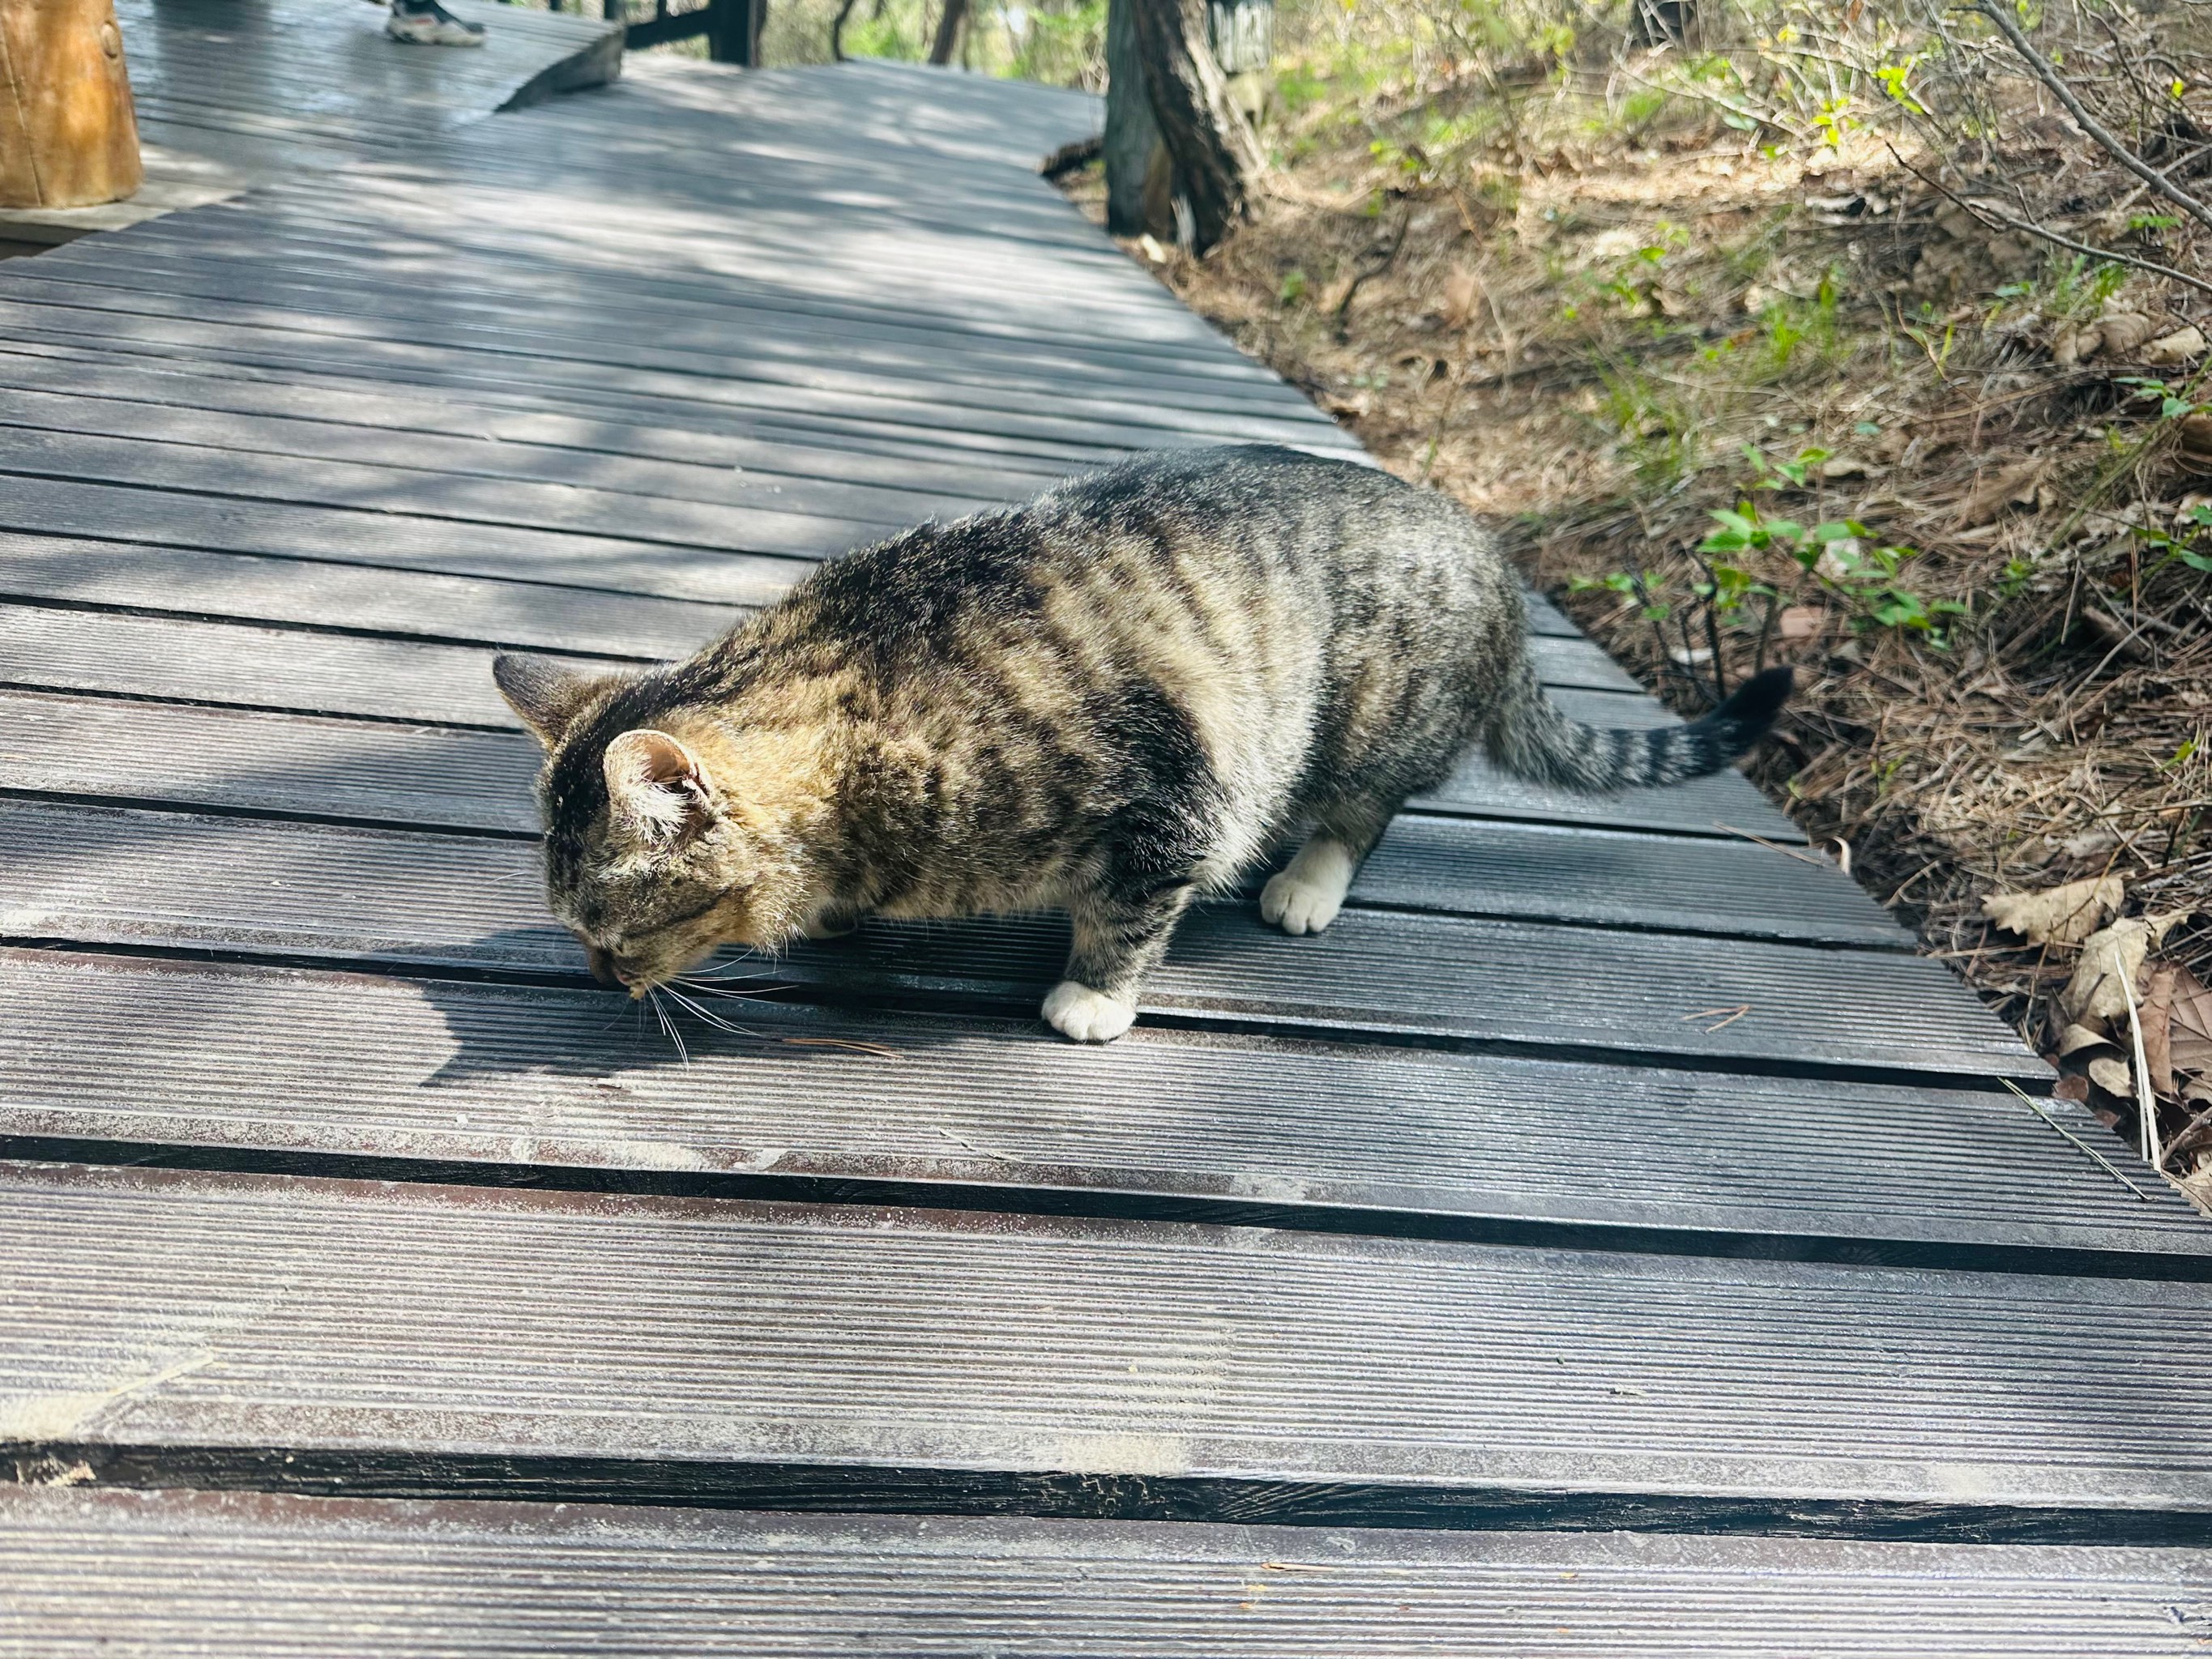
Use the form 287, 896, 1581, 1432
386, 0, 486, 45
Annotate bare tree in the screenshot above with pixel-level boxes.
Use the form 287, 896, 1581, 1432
1114, 0, 1263, 252
928, 0, 967, 64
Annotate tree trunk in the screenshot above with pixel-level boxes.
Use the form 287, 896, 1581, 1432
1104, 0, 1164, 237
1125, 0, 1262, 253
0, 0, 140, 209
927, 0, 967, 64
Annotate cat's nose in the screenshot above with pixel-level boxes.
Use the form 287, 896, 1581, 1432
583, 943, 622, 988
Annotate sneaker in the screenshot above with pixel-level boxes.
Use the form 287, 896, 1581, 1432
386, 0, 486, 45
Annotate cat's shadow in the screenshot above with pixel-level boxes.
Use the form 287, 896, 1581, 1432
416, 900, 1286, 1088
415, 919, 1065, 1089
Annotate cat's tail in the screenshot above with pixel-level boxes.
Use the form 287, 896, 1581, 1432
1485, 660, 1791, 792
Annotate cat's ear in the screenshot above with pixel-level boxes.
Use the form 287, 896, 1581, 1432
493, 653, 609, 748
604, 729, 712, 841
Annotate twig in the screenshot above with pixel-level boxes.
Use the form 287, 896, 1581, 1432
1975, 2, 2212, 234
2114, 953, 2164, 1167
1711, 821, 1832, 868
2000, 1078, 2155, 1201
1885, 143, 2212, 300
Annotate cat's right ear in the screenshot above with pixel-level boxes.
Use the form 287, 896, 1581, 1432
493, 653, 607, 748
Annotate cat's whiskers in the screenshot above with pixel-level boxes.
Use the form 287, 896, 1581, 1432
673, 975, 796, 1003
657, 983, 769, 1040
646, 988, 690, 1066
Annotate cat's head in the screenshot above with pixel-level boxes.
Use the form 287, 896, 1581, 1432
492, 653, 833, 993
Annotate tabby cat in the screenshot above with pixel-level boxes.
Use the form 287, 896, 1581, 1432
494, 445, 1789, 1043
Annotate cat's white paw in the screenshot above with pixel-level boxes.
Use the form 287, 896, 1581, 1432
1260, 872, 1343, 935
1042, 980, 1135, 1043
1261, 837, 1356, 935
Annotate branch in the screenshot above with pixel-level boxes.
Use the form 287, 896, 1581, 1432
1889, 143, 2212, 299
1973, 1, 2212, 234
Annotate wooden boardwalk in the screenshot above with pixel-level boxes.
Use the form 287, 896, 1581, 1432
2, 15, 2211, 1652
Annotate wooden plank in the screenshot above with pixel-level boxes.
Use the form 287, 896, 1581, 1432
112, 0, 621, 151
1527, 633, 1642, 691
0, 1161, 2202, 1528
0, 476, 805, 607
0, 277, 1346, 458
0, 769, 1891, 953
0, 674, 1800, 849
0, 342, 1097, 504
0, 383, 1006, 528
0, 533, 739, 659
0, 798, 2035, 1078
0, 327, 1095, 487
15, 245, 1351, 427
0, 298, 1134, 472
1, 948, 2192, 1261
0, 694, 540, 832
6, 1488, 2210, 1656
0, 604, 1637, 730
0, 426, 907, 558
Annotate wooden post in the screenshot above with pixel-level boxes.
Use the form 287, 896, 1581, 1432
0, 0, 141, 210
707, 0, 761, 65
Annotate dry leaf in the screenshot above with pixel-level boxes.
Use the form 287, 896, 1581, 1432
2179, 412, 2212, 458
2086, 1054, 2133, 1098
2052, 1072, 2092, 1102
1819, 455, 1874, 480
1776, 605, 1825, 642
2168, 964, 2212, 1076
2057, 912, 2189, 1027
1441, 267, 1482, 329
2097, 309, 2157, 357
1980, 873, 2124, 947
2142, 326, 2208, 368
2139, 961, 2177, 1099
2055, 1021, 2117, 1057
1957, 458, 2046, 527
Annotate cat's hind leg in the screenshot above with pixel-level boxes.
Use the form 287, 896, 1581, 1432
1260, 799, 1396, 936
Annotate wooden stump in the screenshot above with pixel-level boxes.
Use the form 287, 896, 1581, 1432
0, 0, 142, 210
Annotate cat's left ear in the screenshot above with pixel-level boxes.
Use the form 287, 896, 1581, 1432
493, 653, 616, 748
604, 729, 713, 842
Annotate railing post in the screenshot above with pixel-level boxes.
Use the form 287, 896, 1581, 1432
706, 0, 758, 65
0, 0, 143, 209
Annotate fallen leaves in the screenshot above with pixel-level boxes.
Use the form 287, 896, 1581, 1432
2056, 911, 2185, 1028
1954, 458, 2045, 527
1981, 872, 2123, 947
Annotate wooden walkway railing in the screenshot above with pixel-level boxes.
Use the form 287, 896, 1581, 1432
1, 11, 2210, 1653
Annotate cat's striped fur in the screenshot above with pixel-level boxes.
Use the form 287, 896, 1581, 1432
495, 445, 1790, 1042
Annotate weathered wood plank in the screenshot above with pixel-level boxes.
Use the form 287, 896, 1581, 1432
0, 343, 1099, 504
0, 384, 1004, 528
6, 1487, 2209, 1657
0, 949, 2188, 1260
0, 603, 1640, 729
0, 799, 2033, 1077
0, 534, 738, 659
0, 476, 803, 606
0, 1162, 2201, 1526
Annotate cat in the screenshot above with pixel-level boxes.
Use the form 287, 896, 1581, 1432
493, 444, 1790, 1043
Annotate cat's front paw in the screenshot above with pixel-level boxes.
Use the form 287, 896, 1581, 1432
1260, 869, 1345, 936
1042, 980, 1135, 1043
